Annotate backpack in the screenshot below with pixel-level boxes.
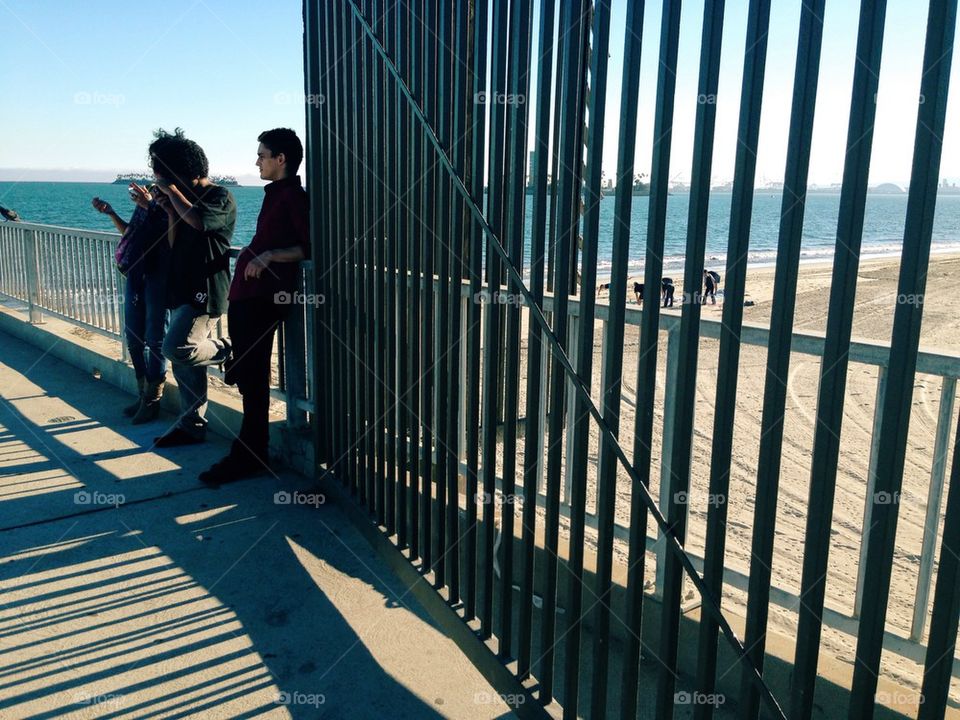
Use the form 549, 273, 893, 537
708, 270, 721, 285
115, 203, 167, 277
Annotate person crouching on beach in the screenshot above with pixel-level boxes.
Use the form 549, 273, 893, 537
148, 128, 236, 448
199, 128, 309, 485
661, 277, 675, 307
92, 181, 170, 424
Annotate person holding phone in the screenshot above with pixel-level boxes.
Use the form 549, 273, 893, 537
91, 177, 170, 423
148, 128, 236, 448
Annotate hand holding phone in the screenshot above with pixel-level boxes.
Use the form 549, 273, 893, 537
91, 197, 113, 215
128, 183, 153, 209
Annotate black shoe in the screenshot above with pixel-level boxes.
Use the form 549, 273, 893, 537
153, 428, 204, 448
199, 451, 269, 486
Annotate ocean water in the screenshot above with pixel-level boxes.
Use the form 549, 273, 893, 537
0, 182, 268, 247
2, 182, 960, 278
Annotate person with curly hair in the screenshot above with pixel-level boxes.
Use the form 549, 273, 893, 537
148, 128, 237, 447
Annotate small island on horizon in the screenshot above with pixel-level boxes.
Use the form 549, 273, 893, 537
112, 172, 239, 186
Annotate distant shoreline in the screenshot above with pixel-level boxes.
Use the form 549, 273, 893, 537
6, 179, 960, 195
0, 179, 263, 188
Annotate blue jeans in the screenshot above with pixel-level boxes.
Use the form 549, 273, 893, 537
162, 304, 232, 439
124, 272, 169, 383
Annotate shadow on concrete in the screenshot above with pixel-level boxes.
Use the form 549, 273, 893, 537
0, 330, 511, 719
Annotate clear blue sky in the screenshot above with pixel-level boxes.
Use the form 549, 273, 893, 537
1, 0, 957, 187
547, 0, 960, 188
0, 0, 307, 184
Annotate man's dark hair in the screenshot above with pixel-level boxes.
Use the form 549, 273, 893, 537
148, 127, 209, 184
258, 128, 303, 175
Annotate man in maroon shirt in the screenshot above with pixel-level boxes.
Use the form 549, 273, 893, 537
200, 128, 309, 485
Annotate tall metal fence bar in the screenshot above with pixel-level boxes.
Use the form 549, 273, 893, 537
304, 0, 959, 718
498, 0, 533, 662
448, 0, 470, 609
538, 0, 586, 702
564, 0, 612, 713
689, 0, 769, 717
517, 0, 554, 684
432, 0, 450, 591
480, 0, 510, 644
790, 1, 887, 718
739, 1, 824, 718
592, 0, 644, 716
851, 0, 958, 716
384, 0, 397, 551
395, 0, 410, 556
465, 0, 489, 627
670, 2, 724, 719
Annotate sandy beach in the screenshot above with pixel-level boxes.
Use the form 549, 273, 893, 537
508, 252, 960, 703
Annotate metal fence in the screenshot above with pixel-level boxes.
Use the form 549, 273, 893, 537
0, 220, 314, 425
304, 1, 959, 718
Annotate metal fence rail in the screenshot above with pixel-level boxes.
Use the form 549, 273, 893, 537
0, 221, 314, 423
380, 278, 960, 656
304, 0, 959, 718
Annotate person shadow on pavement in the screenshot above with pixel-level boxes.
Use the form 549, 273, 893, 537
0, 332, 509, 719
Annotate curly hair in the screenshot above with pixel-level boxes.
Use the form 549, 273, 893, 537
148, 127, 209, 184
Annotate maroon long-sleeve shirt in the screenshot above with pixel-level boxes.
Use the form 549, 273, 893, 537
228, 175, 310, 302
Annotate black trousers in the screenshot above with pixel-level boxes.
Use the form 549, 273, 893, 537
228, 296, 286, 459
661, 284, 675, 307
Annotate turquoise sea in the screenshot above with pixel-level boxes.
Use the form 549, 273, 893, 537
2, 181, 960, 278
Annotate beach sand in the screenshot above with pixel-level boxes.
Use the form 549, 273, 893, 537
506, 252, 960, 704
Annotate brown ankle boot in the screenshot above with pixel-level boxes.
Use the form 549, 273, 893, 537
132, 379, 164, 424
123, 377, 145, 417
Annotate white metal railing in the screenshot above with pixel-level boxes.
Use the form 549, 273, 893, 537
0, 221, 313, 428
435, 278, 959, 647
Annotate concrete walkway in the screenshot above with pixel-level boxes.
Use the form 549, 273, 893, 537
0, 329, 516, 720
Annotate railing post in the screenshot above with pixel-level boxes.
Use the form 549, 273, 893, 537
117, 261, 129, 363
911, 375, 956, 641
24, 228, 42, 324
855, 364, 888, 617
655, 321, 681, 601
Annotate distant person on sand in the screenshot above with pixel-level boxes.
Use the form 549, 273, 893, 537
633, 281, 644, 305
148, 128, 236, 448
199, 128, 309, 485
703, 269, 720, 305
92, 181, 170, 424
661, 277, 675, 307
